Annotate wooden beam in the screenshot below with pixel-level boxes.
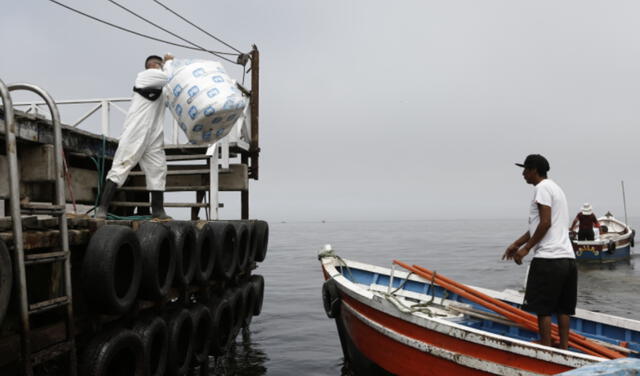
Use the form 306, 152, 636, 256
250, 45, 260, 181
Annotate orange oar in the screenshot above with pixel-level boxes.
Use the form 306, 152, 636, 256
411, 265, 574, 338
392, 260, 623, 359
395, 261, 615, 358
394, 262, 604, 357
408, 263, 624, 359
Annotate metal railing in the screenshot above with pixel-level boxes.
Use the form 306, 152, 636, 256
13, 96, 253, 164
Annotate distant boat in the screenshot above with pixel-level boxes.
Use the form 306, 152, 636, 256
571, 212, 635, 263
319, 253, 640, 376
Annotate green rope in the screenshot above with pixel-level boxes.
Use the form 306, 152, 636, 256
87, 134, 150, 220
380, 267, 446, 317
317, 249, 354, 280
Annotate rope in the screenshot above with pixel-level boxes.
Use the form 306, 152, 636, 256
378, 269, 445, 317
318, 250, 444, 318
152, 0, 243, 54
107, 0, 238, 64
48, 0, 237, 56
317, 248, 354, 280
62, 150, 77, 213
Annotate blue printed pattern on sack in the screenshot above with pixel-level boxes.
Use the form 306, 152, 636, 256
188, 85, 200, 97
203, 130, 212, 141
193, 124, 203, 132
173, 84, 183, 97
175, 104, 183, 117
204, 106, 215, 116
215, 128, 225, 137
207, 88, 219, 98
188, 106, 198, 120
179, 122, 187, 131
212, 117, 222, 124
223, 99, 234, 110
192, 68, 205, 77
212, 75, 224, 83
227, 114, 237, 122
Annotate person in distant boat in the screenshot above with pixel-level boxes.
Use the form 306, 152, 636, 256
503, 154, 577, 350
95, 54, 174, 220
570, 203, 600, 241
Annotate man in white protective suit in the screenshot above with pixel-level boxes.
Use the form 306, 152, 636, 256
96, 54, 173, 219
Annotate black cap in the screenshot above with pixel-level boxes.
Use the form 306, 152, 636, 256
515, 154, 550, 173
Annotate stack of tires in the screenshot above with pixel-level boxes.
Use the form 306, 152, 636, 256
79, 219, 268, 376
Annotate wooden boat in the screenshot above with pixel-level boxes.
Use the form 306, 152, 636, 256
570, 212, 635, 263
319, 252, 640, 376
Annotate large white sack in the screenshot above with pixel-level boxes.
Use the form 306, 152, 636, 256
164, 59, 247, 145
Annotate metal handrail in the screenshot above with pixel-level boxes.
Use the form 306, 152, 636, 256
13, 96, 252, 166
1, 81, 77, 375
0, 80, 30, 373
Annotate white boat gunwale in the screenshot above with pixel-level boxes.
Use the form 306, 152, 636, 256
325, 256, 640, 333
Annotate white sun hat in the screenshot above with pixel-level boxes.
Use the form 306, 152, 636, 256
581, 203, 593, 215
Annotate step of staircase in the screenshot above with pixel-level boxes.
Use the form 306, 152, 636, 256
128, 169, 209, 176
119, 186, 210, 192
110, 201, 220, 208
165, 154, 212, 161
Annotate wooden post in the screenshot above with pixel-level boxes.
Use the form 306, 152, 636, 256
242, 44, 260, 220
241, 155, 249, 220
250, 45, 260, 180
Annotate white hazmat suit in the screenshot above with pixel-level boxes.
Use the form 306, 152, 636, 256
106, 68, 169, 190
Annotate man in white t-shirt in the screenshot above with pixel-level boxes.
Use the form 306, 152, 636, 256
503, 154, 577, 350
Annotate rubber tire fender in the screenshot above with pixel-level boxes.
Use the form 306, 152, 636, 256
166, 308, 194, 376
322, 279, 341, 319
133, 316, 168, 376
163, 221, 197, 287
137, 222, 177, 300
189, 304, 214, 364
246, 221, 258, 264
209, 222, 237, 280
631, 230, 635, 248
241, 281, 257, 328
608, 240, 616, 253
194, 224, 216, 284
80, 328, 145, 376
232, 222, 250, 274
226, 287, 245, 340
249, 274, 265, 316
82, 225, 142, 315
0, 240, 12, 327
209, 295, 234, 356
253, 220, 269, 262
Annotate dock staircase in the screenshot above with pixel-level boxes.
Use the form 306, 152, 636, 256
0, 80, 77, 375
110, 142, 250, 220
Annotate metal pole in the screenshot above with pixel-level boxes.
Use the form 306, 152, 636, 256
101, 100, 110, 136
0, 80, 33, 376
209, 143, 219, 220
172, 119, 179, 144
622, 180, 629, 226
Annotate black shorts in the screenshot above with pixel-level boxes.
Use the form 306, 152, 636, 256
578, 228, 594, 241
523, 258, 577, 316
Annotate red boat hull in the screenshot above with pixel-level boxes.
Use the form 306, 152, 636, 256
337, 293, 574, 376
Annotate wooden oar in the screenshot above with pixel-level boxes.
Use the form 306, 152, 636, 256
392, 260, 624, 359
408, 263, 625, 359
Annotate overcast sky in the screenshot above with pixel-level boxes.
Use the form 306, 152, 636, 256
3, 1, 640, 222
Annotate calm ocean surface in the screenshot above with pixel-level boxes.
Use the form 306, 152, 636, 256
212, 219, 640, 375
